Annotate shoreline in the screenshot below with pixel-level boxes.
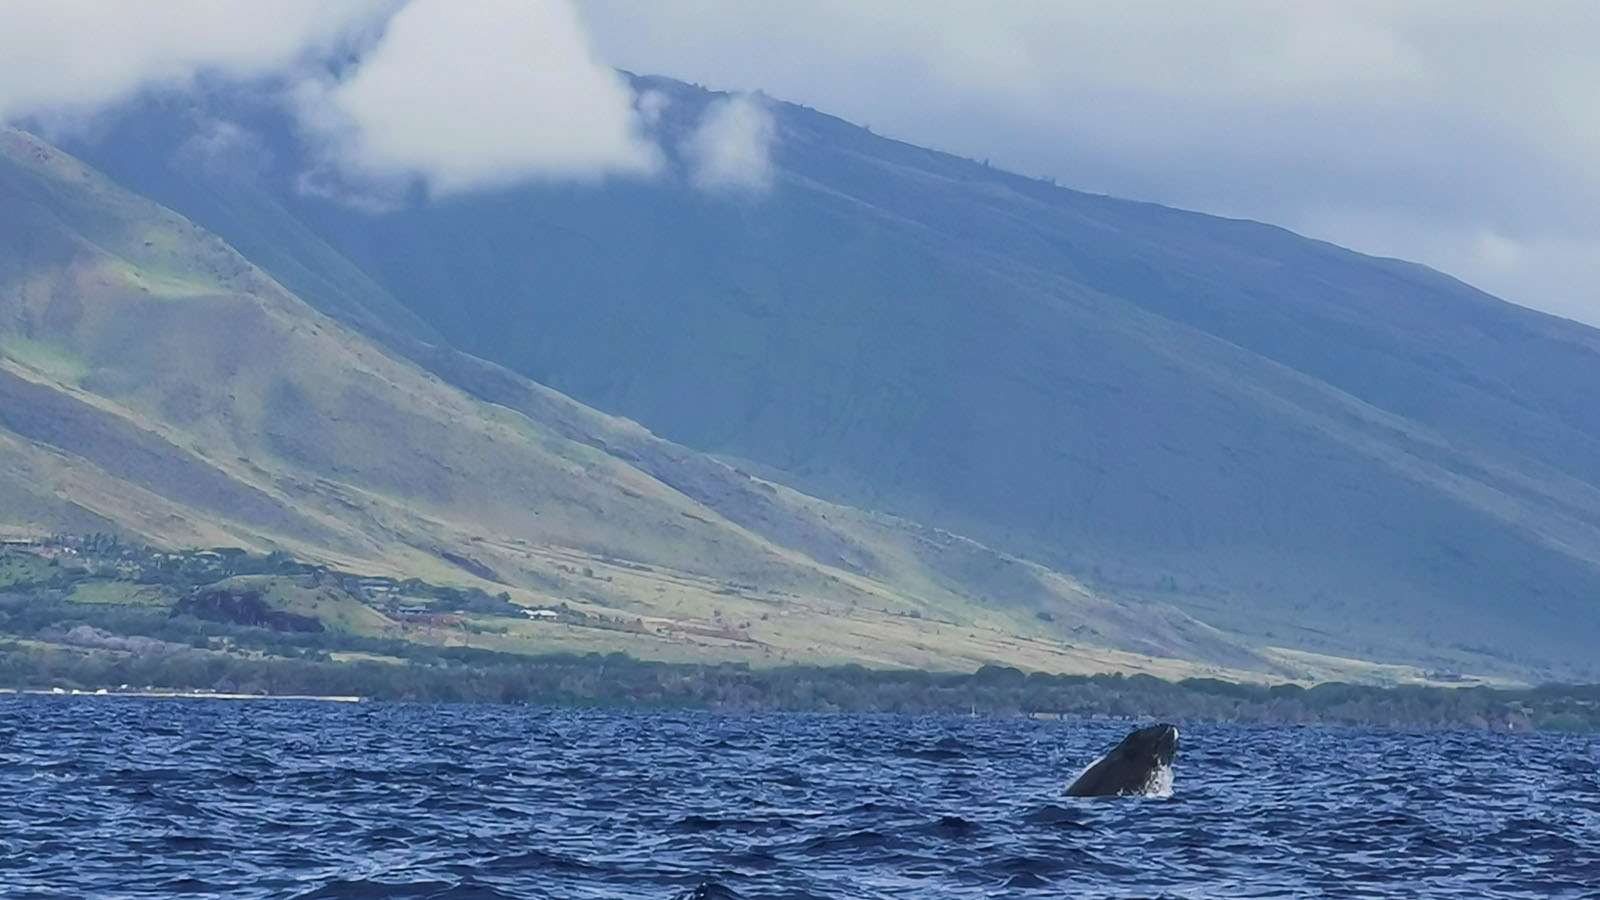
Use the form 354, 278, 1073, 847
0, 687, 364, 703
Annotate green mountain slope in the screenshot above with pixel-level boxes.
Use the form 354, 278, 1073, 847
64, 79, 1600, 680
0, 127, 1285, 680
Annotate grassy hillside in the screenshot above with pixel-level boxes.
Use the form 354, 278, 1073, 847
63, 78, 1600, 680
0, 127, 1302, 682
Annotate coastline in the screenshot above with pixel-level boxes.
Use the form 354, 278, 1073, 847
0, 687, 364, 703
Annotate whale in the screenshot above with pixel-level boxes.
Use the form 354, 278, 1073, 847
1065, 723, 1179, 797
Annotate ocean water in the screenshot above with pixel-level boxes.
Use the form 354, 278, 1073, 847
2, 698, 1596, 899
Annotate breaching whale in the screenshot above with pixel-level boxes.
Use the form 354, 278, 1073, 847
1065, 723, 1179, 797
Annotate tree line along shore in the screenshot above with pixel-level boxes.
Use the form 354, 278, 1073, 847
3, 643, 1598, 731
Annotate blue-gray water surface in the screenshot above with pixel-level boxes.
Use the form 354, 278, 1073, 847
2, 697, 1597, 899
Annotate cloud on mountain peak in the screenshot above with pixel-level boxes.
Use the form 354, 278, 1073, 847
682, 93, 776, 195
576, 0, 1600, 324
298, 0, 660, 195
0, 0, 390, 125
0, 0, 668, 195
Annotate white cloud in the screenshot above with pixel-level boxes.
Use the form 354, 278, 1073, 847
1472, 231, 1525, 272
6, 0, 1598, 318
577, 0, 1600, 322
0, 0, 389, 123
0, 0, 661, 195
300, 0, 659, 194
1300, 206, 1600, 326
175, 119, 274, 181
637, 89, 671, 126
682, 93, 775, 194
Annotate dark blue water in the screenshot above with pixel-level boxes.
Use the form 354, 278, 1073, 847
2, 698, 1597, 899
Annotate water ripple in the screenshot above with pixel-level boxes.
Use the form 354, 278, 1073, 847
2, 697, 1596, 898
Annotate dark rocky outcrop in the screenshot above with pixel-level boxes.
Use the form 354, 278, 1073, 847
175, 589, 323, 633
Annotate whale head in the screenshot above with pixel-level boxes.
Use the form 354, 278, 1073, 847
1065, 723, 1180, 797
1119, 722, 1179, 768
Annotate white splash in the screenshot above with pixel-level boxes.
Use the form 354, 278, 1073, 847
1141, 724, 1178, 798
1139, 763, 1175, 799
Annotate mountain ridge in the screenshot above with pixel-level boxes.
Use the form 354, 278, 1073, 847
0, 126, 1286, 681
45, 74, 1600, 680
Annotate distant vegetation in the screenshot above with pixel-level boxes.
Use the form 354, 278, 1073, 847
1, 538, 1595, 731
0, 533, 520, 612
4, 642, 1597, 732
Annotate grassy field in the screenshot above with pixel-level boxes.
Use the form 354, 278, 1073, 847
0, 543, 1497, 690
64, 582, 172, 606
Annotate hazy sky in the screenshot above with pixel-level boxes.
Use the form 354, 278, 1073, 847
2, 1, 1595, 323
577, 1, 1600, 325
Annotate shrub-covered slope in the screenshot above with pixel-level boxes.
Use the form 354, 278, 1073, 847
0, 128, 1270, 679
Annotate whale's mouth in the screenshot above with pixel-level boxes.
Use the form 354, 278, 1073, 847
1152, 724, 1179, 766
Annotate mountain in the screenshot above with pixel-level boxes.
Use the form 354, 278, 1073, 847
51, 76, 1600, 682
0, 126, 1285, 680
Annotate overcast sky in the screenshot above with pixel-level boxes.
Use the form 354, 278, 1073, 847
2, 1, 1596, 323
577, 1, 1600, 325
